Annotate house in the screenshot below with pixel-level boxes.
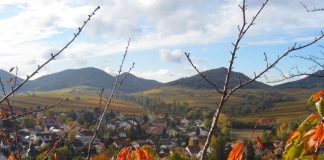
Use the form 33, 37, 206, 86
199, 128, 208, 137
143, 118, 167, 135
45, 119, 59, 130
31, 132, 57, 144
180, 118, 189, 125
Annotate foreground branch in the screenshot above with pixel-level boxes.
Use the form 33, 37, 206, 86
86, 39, 134, 160
199, 1, 269, 159
300, 1, 324, 12
0, 6, 100, 105
0, 98, 69, 122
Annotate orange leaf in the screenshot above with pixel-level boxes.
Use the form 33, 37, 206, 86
116, 147, 131, 160
303, 123, 324, 153
136, 148, 145, 160
314, 90, 324, 101
227, 142, 244, 160
7, 153, 17, 160
256, 136, 265, 150
286, 130, 300, 145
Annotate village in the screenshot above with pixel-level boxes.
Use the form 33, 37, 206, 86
0, 105, 212, 159
0, 103, 294, 160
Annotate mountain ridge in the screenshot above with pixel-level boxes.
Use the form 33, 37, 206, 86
166, 67, 271, 89
1, 67, 323, 93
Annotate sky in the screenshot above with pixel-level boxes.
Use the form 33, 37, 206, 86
0, 0, 323, 83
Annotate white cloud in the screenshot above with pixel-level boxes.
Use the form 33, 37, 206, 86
133, 69, 180, 82
160, 49, 184, 63
0, 0, 323, 81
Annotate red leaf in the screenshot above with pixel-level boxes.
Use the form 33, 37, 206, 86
256, 136, 265, 150
314, 90, 324, 101
303, 123, 324, 153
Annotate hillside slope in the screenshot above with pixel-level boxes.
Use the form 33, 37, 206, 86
167, 67, 270, 89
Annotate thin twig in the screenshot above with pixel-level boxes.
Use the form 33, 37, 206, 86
227, 33, 324, 96
86, 39, 134, 160
0, 6, 100, 105
243, 119, 260, 158
184, 52, 223, 94
0, 78, 20, 159
199, 1, 269, 159
0, 98, 69, 122
300, 1, 324, 12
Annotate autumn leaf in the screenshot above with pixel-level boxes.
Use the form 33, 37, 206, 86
286, 130, 300, 146
136, 148, 145, 160
316, 98, 324, 118
303, 123, 324, 153
0, 108, 10, 119
116, 147, 132, 160
314, 90, 324, 101
308, 90, 324, 104
7, 153, 17, 160
141, 145, 156, 160
283, 113, 320, 159
227, 142, 244, 160
256, 136, 265, 150
116, 146, 156, 160
53, 152, 58, 160
7, 77, 13, 85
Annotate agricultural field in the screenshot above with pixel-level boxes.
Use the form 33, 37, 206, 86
135, 86, 318, 121
13, 86, 145, 114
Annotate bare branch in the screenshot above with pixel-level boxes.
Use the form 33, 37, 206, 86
199, 1, 269, 159
0, 78, 20, 159
184, 52, 223, 94
228, 33, 324, 96
243, 120, 260, 157
300, 1, 324, 12
86, 39, 134, 160
0, 98, 69, 122
0, 6, 100, 105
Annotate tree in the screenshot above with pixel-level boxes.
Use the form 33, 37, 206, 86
66, 130, 76, 145
208, 136, 227, 160
23, 115, 36, 129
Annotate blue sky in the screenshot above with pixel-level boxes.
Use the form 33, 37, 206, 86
0, 0, 323, 83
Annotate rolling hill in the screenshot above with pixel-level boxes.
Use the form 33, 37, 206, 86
166, 67, 270, 89
22, 67, 162, 93
276, 70, 324, 89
